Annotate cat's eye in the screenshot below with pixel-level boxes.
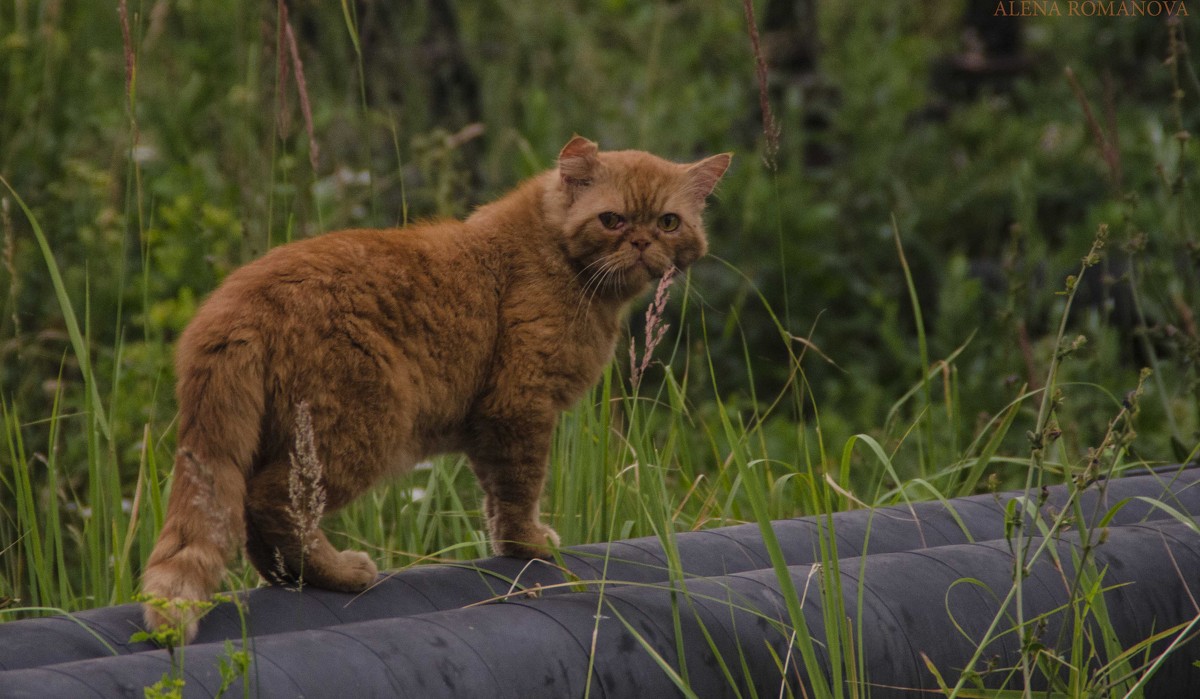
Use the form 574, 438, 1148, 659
658, 213, 681, 233
598, 212, 626, 230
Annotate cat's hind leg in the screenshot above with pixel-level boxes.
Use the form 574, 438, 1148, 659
480, 489, 561, 559
468, 426, 560, 559
243, 465, 378, 592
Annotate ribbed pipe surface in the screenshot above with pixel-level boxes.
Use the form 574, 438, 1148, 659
1, 517, 1197, 697
0, 466, 1195, 696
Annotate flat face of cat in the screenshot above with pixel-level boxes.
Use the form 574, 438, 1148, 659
554, 137, 731, 300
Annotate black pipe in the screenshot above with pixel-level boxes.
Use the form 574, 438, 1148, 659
1, 516, 1197, 697
0, 466, 1196, 671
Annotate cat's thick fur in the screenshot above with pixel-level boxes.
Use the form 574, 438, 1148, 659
140, 137, 731, 641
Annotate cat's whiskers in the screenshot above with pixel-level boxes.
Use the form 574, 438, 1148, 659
576, 257, 618, 317
570, 254, 613, 291
570, 253, 623, 331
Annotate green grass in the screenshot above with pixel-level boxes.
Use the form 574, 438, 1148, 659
2, 2, 1200, 697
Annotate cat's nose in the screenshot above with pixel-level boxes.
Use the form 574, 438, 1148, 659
629, 238, 651, 251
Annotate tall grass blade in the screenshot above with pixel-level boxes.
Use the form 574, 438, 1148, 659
0, 177, 111, 440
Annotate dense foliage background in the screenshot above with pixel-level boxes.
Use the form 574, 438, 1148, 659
1, 0, 1197, 617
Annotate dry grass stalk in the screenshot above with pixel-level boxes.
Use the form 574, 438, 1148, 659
629, 265, 677, 391
118, 0, 134, 104
741, 0, 780, 169
1065, 66, 1123, 191
268, 547, 291, 587
2, 196, 18, 344
278, 0, 320, 175
275, 1, 292, 134
288, 401, 326, 556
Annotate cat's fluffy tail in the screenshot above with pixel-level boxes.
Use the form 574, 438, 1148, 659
141, 335, 263, 643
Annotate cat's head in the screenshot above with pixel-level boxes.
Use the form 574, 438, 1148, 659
548, 136, 731, 300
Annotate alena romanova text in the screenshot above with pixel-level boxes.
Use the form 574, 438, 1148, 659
994, 0, 1189, 15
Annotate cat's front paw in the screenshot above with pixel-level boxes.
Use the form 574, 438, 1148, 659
336, 550, 379, 590
310, 549, 378, 592
495, 523, 560, 559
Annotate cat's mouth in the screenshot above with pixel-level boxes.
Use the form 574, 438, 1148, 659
583, 249, 673, 298
625, 255, 675, 289
642, 251, 681, 280
643, 260, 673, 280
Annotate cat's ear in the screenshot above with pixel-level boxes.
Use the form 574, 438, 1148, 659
685, 153, 733, 203
558, 136, 601, 189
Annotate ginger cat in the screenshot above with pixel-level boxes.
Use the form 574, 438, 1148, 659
140, 136, 731, 641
